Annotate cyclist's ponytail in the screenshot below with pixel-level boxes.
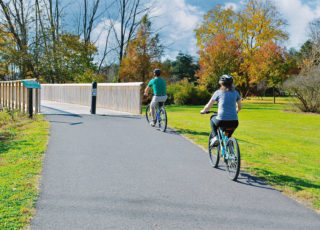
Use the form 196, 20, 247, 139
220, 82, 235, 91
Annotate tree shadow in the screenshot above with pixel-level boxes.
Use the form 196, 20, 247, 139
236, 172, 276, 191
250, 168, 320, 191
0, 139, 32, 156
41, 106, 83, 117
48, 120, 83, 126
170, 128, 209, 138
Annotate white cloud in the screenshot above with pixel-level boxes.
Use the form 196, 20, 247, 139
150, 0, 204, 59
274, 0, 320, 49
91, 18, 122, 64
222, 2, 238, 11
91, 0, 320, 63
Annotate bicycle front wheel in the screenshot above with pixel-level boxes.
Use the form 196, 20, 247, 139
158, 107, 167, 132
208, 132, 220, 168
225, 137, 240, 181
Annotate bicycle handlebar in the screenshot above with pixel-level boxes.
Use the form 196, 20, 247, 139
200, 111, 217, 114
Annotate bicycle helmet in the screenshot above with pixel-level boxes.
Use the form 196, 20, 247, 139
153, 69, 161, 77
219, 74, 233, 84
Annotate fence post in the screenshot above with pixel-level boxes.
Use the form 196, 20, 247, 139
28, 88, 33, 118
11, 82, 14, 110
4, 82, 6, 108
35, 88, 39, 114
18, 82, 21, 111
15, 82, 18, 109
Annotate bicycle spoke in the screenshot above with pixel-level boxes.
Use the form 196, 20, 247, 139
225, 137, 241, 181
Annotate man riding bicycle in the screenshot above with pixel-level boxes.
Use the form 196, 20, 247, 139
144, 69, 167, 127
201, 75, 242, 146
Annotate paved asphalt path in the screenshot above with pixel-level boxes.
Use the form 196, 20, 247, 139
31, 106, 320, 230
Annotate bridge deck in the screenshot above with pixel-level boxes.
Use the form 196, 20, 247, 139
41, 100, 132, 116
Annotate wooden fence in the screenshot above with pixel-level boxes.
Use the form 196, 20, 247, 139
41, 83, 143, 114
0, 79, 40, 114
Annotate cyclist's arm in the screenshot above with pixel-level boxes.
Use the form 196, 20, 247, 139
236, 99, 242, 112
144, 86, 150, 96
201, 98, 215, 113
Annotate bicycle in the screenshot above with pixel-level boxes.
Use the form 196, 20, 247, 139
203, 111, 241, 181
145, 102, 167, 132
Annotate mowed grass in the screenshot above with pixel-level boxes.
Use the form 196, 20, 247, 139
163, 97, 320, 212
0, 110, 50, 229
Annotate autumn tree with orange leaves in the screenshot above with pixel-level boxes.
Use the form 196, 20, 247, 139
196, 33, 241, 91
195, 0, 289, 97
250, 41, 296, 103
119, 15, 163, 83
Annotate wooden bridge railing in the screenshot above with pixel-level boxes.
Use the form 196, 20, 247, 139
0, 79, 40, 115
41, 82, 143, 114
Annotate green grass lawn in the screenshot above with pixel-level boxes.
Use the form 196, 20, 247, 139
0, 110, 50, 229
162, 97, 320, 213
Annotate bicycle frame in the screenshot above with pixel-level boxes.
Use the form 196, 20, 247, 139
155, 106, 162, 122
149, 103, 164, 123
217, 128, 231, 160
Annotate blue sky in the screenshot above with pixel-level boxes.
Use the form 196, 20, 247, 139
148, 0, 320, 60
88, 0, 320, 62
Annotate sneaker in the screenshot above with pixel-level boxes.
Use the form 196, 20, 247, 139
150, 121, 156, 127
210, 136, 219, 147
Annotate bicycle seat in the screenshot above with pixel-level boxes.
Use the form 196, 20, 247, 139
220, 127, 235, 137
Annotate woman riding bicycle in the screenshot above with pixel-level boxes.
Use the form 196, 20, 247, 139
144, 69, 167, 127
201, 75, 242, 147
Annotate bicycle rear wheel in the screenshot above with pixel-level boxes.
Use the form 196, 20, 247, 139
145, 105, 151, 123
225, 137, 240, 181
158, 107, 167, 132
208, 132, 220, 168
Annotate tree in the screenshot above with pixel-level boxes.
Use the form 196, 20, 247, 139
301, 18, 320, 71
113, 0, 149, 66
0, 26, 14, 79
171, 53, 199, 82
161, 59, 172, 82
284, 66, 320, 113
195, 0, 288, 96
119, 15, 163, 83
0, 0, 36, 78
249, 41, 293, 103
196, 32, 241, 92
39, 33, 97, 83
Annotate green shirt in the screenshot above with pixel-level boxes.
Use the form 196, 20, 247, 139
148, 77, 166, 95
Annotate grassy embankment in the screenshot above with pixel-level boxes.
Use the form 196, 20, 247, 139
0, 110, 49, 229
164, 97, 320, 213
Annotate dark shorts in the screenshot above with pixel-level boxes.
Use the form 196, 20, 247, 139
210, 115, 238, 137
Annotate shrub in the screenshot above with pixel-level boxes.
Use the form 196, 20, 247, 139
166, 83, 181, 105
196, 85, 212, 104
167, 79, 211, 105
283, 66, 320, 113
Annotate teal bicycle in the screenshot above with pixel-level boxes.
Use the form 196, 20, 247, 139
145, 102, 167, 132
204, 111, 241, 181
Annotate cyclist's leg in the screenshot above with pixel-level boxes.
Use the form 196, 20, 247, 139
210, 115, 221, 137
150, 97, 158, 125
